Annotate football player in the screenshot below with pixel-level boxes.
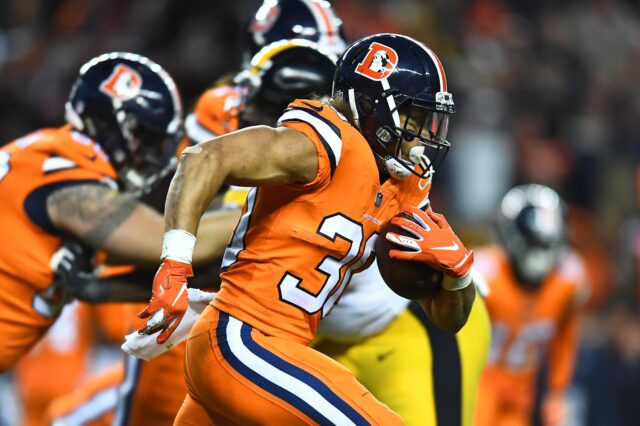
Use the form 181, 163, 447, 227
146, 33, 477, 424
315, 241, 491, 426
46, 40, 340, 426
185, 0, 346, 144
190, 5, 491, 424
190, 35, 490, 426
474, 184, 587, 426
244, 0, 346, 64
44, 3, 348, 424
0, 52, 239, 423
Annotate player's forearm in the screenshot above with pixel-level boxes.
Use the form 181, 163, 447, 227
165, 141, 229, 235
421, 279, 475, 333
547, 309, 580, 392
48, 184, 168, 264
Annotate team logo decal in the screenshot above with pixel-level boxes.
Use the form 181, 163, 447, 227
250, 4, 281, 35
355, 42, 398, 81
100, 64, 142, 101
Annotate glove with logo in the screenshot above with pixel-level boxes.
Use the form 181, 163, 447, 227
138, 258, 193, 344
386, 206, 474, 279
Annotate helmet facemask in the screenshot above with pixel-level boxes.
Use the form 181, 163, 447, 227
65, 52, 183, 196
117, 113, 182, 194
357, 89, 452, 180
497, 198, 566, 289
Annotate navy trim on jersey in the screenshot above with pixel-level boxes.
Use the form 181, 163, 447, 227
23, 179, 105, 235
217, 312, 370, 425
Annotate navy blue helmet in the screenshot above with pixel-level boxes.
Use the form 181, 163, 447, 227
497, 184, 567, 288
234, 39, 337, 125
247, 0, 346, 59
332, 33, 454, 180
65, 52, 183, 192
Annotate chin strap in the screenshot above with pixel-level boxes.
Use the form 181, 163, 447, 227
384, 157, 412, 179
384, 146, 435, 180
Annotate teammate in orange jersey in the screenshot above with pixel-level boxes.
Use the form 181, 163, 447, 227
0, 51, 239, 375
143, 33, 477, 424
44, 40, 340, 426
474, 184, 587, 426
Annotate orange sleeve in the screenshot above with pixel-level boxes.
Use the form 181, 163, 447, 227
277, 100, 342, 191
547, 294, 581, 392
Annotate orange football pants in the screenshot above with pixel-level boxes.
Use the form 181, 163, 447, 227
114, 342, 188, 425
47, 342, 188, 426
46, 362, 123, 426
175, 306, 403, 425
15, 302, 92, 426
0, 277, 56, 373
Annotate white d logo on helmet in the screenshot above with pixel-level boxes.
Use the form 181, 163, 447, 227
355, 42, 398, 81
100, 64, 142, 101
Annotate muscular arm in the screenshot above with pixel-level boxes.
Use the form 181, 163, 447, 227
47, 185, 239, 266
166, 125, 318, 235
421, 277, 476, 333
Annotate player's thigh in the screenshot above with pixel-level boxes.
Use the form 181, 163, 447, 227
122, 343, 188, 426
174, 394, 221, 426
0, 283, 53, 372
46, 363, 123, 426
186, 307, 403, 425
352, 308, 436, 426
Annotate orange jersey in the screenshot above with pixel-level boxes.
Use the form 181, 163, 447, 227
214, 99, 431, 345
0, 126, 116, 292
475, 246, 585, 393
0, 126, 117, 371
185, 85, 247, 143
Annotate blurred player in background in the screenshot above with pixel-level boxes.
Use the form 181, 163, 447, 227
0, 52, 238, 425
185, 0, 346, 145
146, 32, 475, 424
474, 184, 587, 426
13, 302, 93, 426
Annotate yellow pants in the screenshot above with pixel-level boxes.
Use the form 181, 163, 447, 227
314, 296, 491, 426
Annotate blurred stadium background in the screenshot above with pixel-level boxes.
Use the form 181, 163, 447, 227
1, 0, 639, 425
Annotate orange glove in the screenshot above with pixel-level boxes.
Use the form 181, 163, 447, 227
138, 258, 193, 344
386, 206, 474, 278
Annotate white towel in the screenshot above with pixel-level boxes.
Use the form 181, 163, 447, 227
121, 288, 215, 361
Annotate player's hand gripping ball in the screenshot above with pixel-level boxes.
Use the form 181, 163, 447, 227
375, 211, 444, 299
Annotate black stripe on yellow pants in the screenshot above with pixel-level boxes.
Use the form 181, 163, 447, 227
409, 301, 462, 426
